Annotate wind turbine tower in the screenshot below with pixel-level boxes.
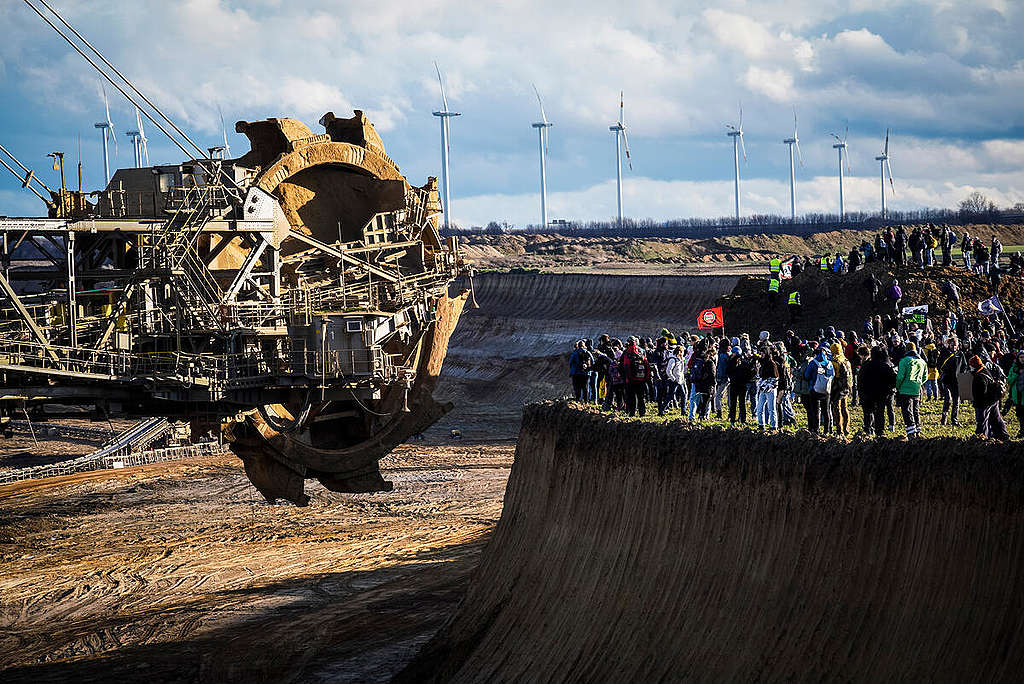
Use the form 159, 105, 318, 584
126, 107, 146, 168
608, 91, 632, 228
830, 126, 850, 221
94, 84, 117, 185
432, 63, 461, 232
875, 128, 895, 218
726, 105, 746, 224
782, 109, 802, 220
531, 84, 554, 228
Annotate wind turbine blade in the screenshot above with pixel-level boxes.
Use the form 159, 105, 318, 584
738, 102, 743, 130
218, 103, 230, 156
135, 107, 149, 165
740, 133, 747, 162
434, 61, 449, 111
886, 158, 894, 194
532, 83, 548, 123
883, 128, 889, 156
101, 82, 118, 156
843, 123, 849, 144
795, 139, 803, 166
793, 106, 798, 137
621, 128, 632, 170
619, 90, 624, 126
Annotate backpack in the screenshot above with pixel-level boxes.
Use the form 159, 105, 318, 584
624, 350, 648, 382
687, 357, 703, 383
608, 357, 623, 385
811, 361, 832, 394
888, 284, 902, 300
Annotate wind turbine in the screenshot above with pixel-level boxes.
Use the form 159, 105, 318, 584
209, 104, 231, 159
830, 125, 850, 221
608, 91, 632, 228
531, 84, 554, 228
726, 104, 746, 224
432, 63, 461, 232
94, 83, 117, 185
125, 106, 148, 168
782, 108, 803, 221
136, 107, 149, 166
875, 128, 895, 218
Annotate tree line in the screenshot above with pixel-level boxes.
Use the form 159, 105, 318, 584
443, 193, 1024, 239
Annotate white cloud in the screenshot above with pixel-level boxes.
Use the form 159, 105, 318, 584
0, 0, 1021, 222
453, 171, 1024, 228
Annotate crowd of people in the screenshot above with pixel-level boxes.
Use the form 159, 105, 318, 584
766, 226, 1021, 322
567, 317, 1024, 441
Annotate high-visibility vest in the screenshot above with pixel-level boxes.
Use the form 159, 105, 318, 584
819, 257, 829, 270
769, 258, 781, 273
789, 291, 801, 305
768, 279, 780, 293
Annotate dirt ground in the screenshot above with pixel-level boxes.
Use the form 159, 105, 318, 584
0, 443, 513, 683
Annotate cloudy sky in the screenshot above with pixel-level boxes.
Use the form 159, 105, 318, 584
1, 0, 1022, 227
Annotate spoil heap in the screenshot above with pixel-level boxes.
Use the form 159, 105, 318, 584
402, 402, 1024, 681
720, 261, 1024, 338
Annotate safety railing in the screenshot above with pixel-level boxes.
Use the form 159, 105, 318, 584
0, 439, 228, 486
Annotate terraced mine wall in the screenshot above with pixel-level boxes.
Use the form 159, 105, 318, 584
432, 273, 738, 439
403, 402, 1024, 681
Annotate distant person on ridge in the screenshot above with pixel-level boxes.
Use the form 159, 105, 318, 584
788, 290, 802, 322
887, 279, 902, 315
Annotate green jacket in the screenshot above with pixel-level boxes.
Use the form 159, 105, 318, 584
895, 353, 928, 396
793, 360, 813, 395
1009, 363, 1024, 406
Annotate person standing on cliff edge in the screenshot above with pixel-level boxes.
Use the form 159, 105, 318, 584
568, 340, 594, 402
970, 355, 1009, 440
621, 337, 650, 418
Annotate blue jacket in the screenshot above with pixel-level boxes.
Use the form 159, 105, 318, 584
803, 352, 835, 386
569, 348, 594, 376
715, 351, 730, 382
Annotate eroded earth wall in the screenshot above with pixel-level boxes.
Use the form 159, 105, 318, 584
402, 402, 1024, 682
433, 273, 738, 439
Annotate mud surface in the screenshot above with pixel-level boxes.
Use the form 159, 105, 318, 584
404, 402, 1024, 682
429, 272, 739, 441
0, 444, 512, 683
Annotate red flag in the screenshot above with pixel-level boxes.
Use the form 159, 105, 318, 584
697, 306, 724, 330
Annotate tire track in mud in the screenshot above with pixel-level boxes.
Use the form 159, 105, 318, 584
0, 444, 513, 682
402, 403, 1024, 682
432, 272, 739, 441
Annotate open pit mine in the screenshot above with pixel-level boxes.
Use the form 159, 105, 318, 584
0, 109, 467, 505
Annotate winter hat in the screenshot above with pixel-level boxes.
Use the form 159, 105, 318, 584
905, 341, 917, 353
969, 355, 984, 370
759, 330, 770, 341
732, 346, 741, 355
731, 336, 740, 346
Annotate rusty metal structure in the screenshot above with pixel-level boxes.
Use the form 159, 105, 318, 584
0, 110, 468, 505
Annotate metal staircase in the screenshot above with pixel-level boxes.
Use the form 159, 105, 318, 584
141, 184, 225, 330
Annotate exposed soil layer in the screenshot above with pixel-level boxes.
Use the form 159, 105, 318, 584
0, 444, 512, 683
403, 402, 1024, 682
460, 224, 1024, 272
721, 261, 1024, 339
428, 272, 739, 441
